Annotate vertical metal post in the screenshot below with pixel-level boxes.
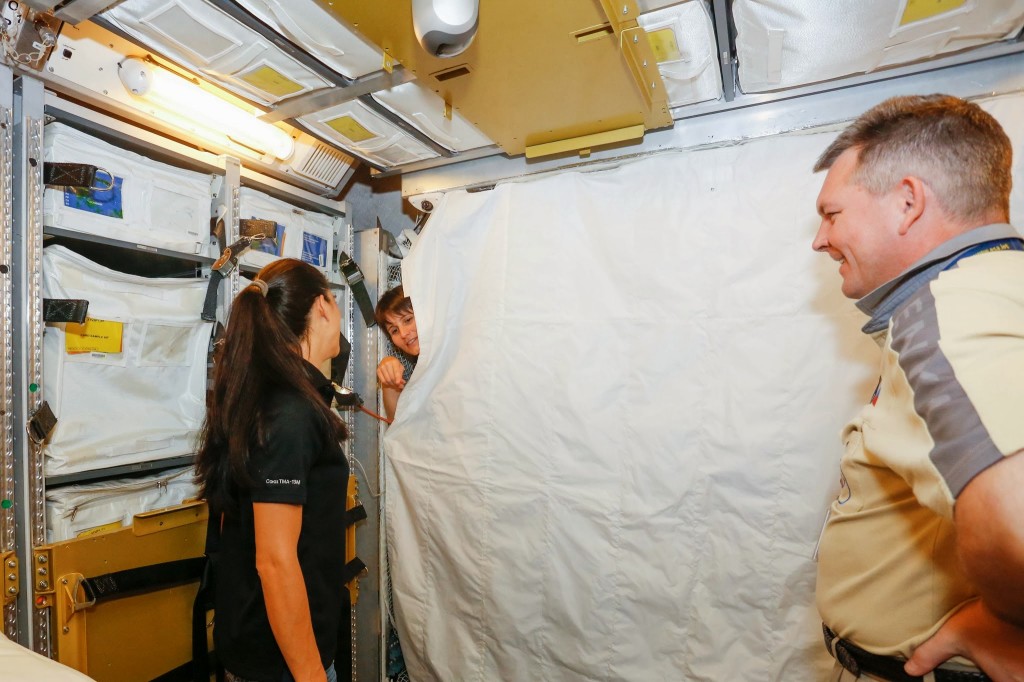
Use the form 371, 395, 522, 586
353, 228, 383, 682
0, 64, 18, 642
11, 74, 47, 653
711, 0, 737, 101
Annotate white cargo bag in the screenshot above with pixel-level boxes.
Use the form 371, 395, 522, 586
372, 83, 494, 153
43, 122, 213, 255
299, 99, 440, 168
45, 467, 197, 542
238, 187, 337, 276
41, 246, 214, 476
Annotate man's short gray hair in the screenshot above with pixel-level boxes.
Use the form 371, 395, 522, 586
814, 94, 1012, 223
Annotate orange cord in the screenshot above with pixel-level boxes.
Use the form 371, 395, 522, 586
359, 404, 393, 425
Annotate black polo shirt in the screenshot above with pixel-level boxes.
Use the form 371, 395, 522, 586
214, 362, 348, 681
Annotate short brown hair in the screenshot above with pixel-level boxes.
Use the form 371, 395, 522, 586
814, 94, 1012, 223
374, 285, 413, 330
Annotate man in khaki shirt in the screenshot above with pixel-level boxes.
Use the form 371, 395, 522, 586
811, 95, 1024, 681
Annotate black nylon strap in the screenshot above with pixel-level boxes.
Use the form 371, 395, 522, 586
43, 162, 97, 188
81, 557, 206, 605
341, 557, 367, 586
43, 298, 89, 324
823, 624, 990, 682
344, 504, 367, 527
201, 269, 226, 322
338, 251, 375, 325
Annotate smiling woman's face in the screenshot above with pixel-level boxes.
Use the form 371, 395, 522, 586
385, 308, 419, 357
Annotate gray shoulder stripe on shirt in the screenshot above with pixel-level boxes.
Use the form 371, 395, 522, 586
890, 286, 1003, 498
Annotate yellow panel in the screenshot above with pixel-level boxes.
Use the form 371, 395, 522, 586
65, 318, 123, 354
648, 27, 682, 63
39, 502, 208, 680
525, 123, 644, 158
900, 0, 968, 25
325, 115, 378, 142
319, 0, 671, 156
239, 65, 304, 98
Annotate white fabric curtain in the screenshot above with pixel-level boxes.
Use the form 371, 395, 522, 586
384, 94, 1024, 681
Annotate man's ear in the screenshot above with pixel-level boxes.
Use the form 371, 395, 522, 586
896, 176, 927, 236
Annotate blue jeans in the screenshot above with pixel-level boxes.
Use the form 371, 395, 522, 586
226, 662, 337, 682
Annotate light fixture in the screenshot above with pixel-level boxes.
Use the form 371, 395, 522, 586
117, 57, 295, 161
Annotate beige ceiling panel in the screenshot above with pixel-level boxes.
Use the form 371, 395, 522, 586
319, 0, 671, 157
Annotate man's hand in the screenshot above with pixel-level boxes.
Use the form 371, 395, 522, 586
905, 599, 1024, 682
377, 356, 406, 390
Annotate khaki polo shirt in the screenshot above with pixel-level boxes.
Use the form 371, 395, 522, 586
816, 228, 1024, 656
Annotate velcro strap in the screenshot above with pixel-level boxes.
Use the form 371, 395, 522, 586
239, 218, 277, 239
341, 557, 367, 586
82, 557, 206, 604
43, 162, 97, 188
43, 298, 89, 324
344, 504, 367, 527
28, 401, 58, 444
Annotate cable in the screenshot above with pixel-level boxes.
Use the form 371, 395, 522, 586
359, 404, 393, 425
351, 454, 381, 499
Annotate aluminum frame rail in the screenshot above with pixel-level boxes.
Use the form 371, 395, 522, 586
0, 63, 19, 643
12, 74, 47, 653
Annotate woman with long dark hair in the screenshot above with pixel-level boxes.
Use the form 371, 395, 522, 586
195, 258, 348, 682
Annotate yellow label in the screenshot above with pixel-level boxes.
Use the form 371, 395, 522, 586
65, 318, 124, 354
900, 0, 967, 25
239, 65, 303, 98
647, 27, 682, 63
77, 520, 123, 538
325, 115, 377, 143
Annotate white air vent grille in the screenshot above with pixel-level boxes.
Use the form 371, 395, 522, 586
294, 141, 355, 186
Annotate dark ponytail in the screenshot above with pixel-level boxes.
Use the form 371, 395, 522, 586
195, 259, 345, 515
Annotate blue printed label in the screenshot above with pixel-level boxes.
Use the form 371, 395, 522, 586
64, 176, 124, 219
302, 232, 328, 268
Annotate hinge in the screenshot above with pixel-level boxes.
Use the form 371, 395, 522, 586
2, 550, 18, 605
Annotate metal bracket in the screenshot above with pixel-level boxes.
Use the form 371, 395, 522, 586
346, 475, 360, 604
2, 550, 17, 605
32, 548, 53, 608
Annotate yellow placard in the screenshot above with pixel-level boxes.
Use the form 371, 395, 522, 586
65, 318, 124, 354
77, 521, 124, 538
900, 0, 967, 25
239, 65, 304, 98
325, 115, 378, 143
647, 27, 682, 63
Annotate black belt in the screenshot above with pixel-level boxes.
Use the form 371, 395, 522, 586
823, 625, 989, 682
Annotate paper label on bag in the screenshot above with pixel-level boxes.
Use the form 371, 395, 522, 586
64, 176, 124, 219
900, 0, 967, 26
239, 65, 303, 98
77, 521, 123, 538
302, 232, 328, 268
647, 28, 682, 63
65, 318, 124, 354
